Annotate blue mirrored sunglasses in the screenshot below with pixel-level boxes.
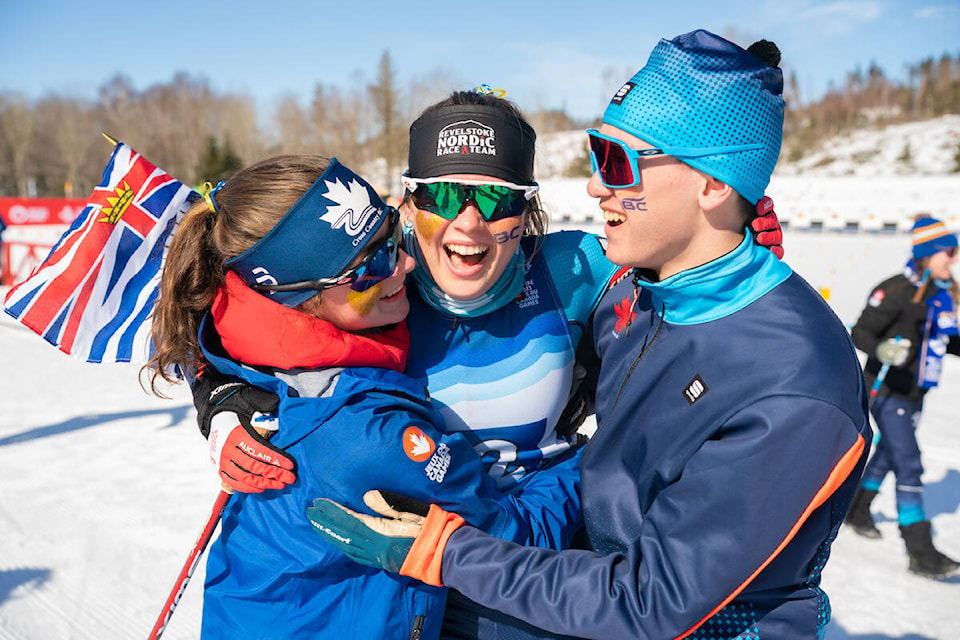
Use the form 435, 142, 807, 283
252, 210, 402, 294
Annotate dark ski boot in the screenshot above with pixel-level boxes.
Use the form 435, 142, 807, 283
843, 488, 881, 538
900, 521, 960, 579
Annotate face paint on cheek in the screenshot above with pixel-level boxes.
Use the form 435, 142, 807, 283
621, 197, 647, 212
345, 284, 382, 316
414, 210, 446, 244
488, 216, 522, 245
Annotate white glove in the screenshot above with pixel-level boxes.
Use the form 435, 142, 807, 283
876, 338, 912, 367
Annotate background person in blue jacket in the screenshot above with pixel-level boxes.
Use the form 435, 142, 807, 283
144, 155, 585, 639
845, 215, 959, 578
307, 29, 872, 639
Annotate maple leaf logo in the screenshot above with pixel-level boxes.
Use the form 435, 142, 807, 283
403, 426, 436, 462
319, 177, 379, 236
409, 433, 432, 456
614, 295, 636, 334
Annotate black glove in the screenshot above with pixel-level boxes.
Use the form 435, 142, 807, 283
193, 365, 280, 438
555, 324, 600, 438
555, 363, 591, 437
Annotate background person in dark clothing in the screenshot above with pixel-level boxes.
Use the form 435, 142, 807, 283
846, 215, 960, 578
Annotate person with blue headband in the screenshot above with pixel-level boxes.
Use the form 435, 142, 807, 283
188, 91, 619, 640
145, 155, 593, 639
305, 30, 871, 639
846, 215, 959, 578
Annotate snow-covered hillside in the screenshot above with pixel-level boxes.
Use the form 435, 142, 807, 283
779, 115, 960, 178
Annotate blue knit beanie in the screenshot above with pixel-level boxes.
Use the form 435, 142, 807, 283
912, 216, 958, 260
602, 29, 785, 205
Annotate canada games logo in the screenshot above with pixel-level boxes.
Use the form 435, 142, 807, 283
403, 426, 436, 462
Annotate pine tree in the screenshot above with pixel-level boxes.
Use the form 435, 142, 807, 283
195, 136, 242, 185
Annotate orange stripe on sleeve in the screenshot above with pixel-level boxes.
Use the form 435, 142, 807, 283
399, 504, 466, 587
676, 433, 867, 640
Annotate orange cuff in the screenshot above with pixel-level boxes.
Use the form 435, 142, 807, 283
399, 504, 465, 587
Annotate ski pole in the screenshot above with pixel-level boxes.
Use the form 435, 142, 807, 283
870, 335, 902, 400
148, 489, 231, 639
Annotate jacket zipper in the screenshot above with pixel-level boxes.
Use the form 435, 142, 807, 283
408, 615, 424, 640
585, 290, 665, 456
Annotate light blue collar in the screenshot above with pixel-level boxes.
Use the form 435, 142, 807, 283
637, 235, 793, 325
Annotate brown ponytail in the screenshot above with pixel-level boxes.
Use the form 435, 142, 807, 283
143, 155, 331, 395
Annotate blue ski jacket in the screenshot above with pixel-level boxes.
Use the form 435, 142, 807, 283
405, 231, 622, 490
405, 230, 621, 637
439, 236, 872, 639
197, 275, 584, 640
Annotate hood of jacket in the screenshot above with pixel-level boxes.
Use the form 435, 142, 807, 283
210, 270, 409, 372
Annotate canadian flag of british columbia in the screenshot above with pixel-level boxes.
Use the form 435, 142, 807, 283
3, 142, 199, 363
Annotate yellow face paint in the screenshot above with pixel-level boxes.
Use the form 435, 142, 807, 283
345, 283, 382, 316
414, 210, 446, 244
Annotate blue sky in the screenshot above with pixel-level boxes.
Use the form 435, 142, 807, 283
2, 0, 958, 122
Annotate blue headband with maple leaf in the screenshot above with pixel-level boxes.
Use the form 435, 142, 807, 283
226, 157, 391, 307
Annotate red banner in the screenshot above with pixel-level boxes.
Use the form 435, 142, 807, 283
0, 198, 88, 226
2, 240, 54, 286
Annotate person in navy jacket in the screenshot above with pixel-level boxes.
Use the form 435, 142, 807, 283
307, 30, 871, 639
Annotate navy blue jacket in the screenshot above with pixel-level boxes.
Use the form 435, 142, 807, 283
439, 237, 871, 639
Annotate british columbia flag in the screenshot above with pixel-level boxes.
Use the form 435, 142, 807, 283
2, 141, 199, 363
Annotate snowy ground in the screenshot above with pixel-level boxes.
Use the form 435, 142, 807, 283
1, 228, 958, 639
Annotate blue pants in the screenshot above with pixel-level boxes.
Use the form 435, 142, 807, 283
861, 395, 926, 526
